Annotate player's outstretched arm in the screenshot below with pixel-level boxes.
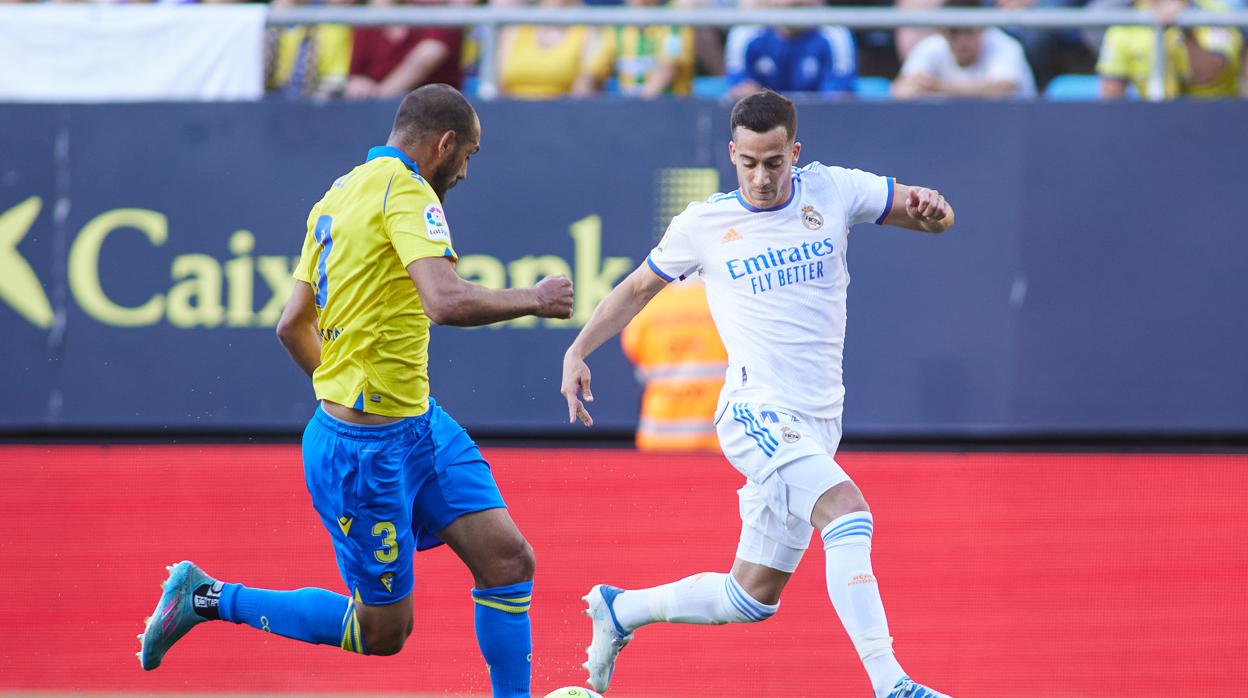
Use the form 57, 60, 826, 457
407, 257, 573, 327
561, 263, 667, 426
276, 280, 322, 378
885, 183, 955, 234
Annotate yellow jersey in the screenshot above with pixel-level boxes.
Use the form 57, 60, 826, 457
498, 25, 611, 99
267, 24, 353, 94
293, 146, 457, 417
602, 25, 696, 96
1097, 0, 1241, 99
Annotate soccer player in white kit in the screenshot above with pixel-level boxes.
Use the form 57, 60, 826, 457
560, 90, 956, 698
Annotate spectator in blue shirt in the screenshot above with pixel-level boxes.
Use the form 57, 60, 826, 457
724, 0, 857, 99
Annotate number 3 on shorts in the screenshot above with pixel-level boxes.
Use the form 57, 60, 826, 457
372, 521, 398, 563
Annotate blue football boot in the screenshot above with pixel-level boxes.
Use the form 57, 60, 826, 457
137, 561, 216, 670
887, 676, 954, 698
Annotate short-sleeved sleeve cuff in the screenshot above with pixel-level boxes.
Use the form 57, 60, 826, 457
647, 254, 676, 283
874, 177, 896, 225
393, 237, 457, 267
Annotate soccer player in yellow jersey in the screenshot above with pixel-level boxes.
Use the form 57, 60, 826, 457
139, 85, 573, 698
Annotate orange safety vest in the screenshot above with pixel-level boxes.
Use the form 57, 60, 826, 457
621, 280, 728, 452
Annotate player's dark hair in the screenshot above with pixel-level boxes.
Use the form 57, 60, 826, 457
730, 90, 797, 143
391, 84, 477, 145
942, 0, 981, 9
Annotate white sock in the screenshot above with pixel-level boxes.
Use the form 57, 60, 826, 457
822, 512, 906, 698
610, 572, 777, 632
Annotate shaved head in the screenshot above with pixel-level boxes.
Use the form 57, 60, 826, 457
390, 84, 478, 146
388, 84, 481, 201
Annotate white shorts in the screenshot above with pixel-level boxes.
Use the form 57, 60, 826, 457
714, 400, 850, 573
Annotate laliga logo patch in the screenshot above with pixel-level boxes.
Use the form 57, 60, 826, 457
424, 203, 450, 242
801, 205, 824, 230
780, 426, 801, 443
380, 572, 395, 593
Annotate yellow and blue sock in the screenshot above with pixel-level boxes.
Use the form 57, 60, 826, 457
471, 581, 533, 698
215, 583, 367, 655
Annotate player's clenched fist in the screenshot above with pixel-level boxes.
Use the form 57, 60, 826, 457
906, 187, 953, 233
534, 275, 574, 319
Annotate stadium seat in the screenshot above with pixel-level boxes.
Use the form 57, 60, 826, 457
853, 76, 892, 101
692, 75, 728, 100
1045, 73, 1140, 101
690, 76, 892, 101
1044, 74, 1101, 101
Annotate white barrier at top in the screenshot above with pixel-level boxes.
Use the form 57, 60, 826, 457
4, 4, 1247, 102
0, 5, 266, 102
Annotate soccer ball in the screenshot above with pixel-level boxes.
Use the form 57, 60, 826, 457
542, 688, 604, 698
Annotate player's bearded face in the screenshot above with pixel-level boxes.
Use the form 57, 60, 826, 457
430, 157, 461, 200
429, 148, 465, 199
430, 123, 480, 200
730, 126, 800, 210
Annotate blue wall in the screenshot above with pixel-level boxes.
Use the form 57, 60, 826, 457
1, 100, 1245, 436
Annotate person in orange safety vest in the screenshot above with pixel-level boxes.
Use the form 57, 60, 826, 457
621, 278, 728, 451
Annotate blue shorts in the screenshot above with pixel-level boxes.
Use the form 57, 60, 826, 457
302, 398, 506, 605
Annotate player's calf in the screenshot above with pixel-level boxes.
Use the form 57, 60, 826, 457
466, 541, 534, 698
355, 595, 415, 656
582, 573, 778, 693
822, 511, 912, 698
471, 580, 534, 698
441, 511, 537, 698
609, 572, 779, 631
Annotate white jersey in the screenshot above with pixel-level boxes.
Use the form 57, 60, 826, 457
646, 162, 894, 420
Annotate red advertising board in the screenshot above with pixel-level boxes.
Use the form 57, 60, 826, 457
1, 446, 1244, 696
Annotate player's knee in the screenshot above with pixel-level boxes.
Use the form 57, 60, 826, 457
516, 539, 536, 580
357, 607, 413, 657
812, 481, 870, 528
747, 587, 783, 609
363, 625, 409, 656
734, 573, 785, 608
480, 537, 535, 588
502, 537, 536, 583
726, 575, 780, 623
834, 480, 870, 512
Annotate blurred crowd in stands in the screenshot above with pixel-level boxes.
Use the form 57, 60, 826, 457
3, 0, 1245, 100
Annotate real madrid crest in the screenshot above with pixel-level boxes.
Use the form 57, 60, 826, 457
801, 204, 824, 230
780, 426, 801, 443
